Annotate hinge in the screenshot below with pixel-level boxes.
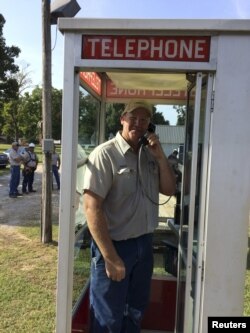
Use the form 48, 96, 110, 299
201, 260, 205, 281
210, 91, 215, 112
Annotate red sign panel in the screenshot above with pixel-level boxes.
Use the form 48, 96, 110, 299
79, 72, 101, 95
82, 35, 210, 62
106, 79, 191, 100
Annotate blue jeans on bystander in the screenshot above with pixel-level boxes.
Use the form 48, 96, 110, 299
52, 165, 60, 190
9, 165, 20, 195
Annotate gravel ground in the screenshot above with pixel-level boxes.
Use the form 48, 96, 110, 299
0, 164, 59, 227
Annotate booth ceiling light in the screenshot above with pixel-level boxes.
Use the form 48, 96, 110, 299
50, 0, 81, 25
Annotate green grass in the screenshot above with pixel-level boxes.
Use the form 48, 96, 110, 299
0, 224, 59, 333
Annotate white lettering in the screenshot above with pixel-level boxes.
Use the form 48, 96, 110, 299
127, 89, 137, 96
125, 39, 136, 57
101, 39, 111, 57
109, 85, 118, 95
113, 39, 123, 57
117, 88, 125, 96
212, 320, 247, 329
137, 39, 150, 57
84, 36, 209, 61
88, 38, 100, 57
195, 40, 206, 59
165, 40, 178, 58
153, 90, 164, 97
150, 40, 163, 58
172, 90, 181, 97
180, 40, 193, 59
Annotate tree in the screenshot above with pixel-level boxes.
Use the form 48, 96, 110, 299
105, 103, 124, 139
2, 101, 22, 141
13, 63, 33, 96
78, 92, 100, 144
1, 85, 62, 143
18, 87, 42, 142
152, 107, 170, 125
174, 105, 186, 125
1, 65, 36, 141
0, 14, 21, 135
51, 87, 62, 140
0, 15, 20, 101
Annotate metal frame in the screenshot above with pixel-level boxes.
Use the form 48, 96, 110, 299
56, 19, 250, 333
182, 72, 202, 332
193, 73, 214, 332
56, 33, 80, 333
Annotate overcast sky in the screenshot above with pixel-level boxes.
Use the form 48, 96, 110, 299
1, 0, 250, 123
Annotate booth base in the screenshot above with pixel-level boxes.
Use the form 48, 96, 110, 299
71, 277, 176, 333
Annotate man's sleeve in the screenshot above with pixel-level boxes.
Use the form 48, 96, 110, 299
83, 149, 113, 199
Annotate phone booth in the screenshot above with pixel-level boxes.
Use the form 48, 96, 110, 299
55, 19, 250, 333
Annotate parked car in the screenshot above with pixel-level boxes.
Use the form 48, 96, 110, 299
0, 152, 9, 168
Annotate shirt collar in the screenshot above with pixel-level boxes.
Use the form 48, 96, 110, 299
116, 131, 132, 154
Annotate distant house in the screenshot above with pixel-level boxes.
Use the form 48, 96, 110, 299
155, 125, 185, 159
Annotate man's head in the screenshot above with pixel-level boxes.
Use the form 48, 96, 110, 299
28, 143, 35, 150
121, 101, 153, 118
120, 101, 153, 148
12, 142, 19, 150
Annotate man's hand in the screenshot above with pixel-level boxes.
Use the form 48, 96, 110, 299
146, 133, 165, 161
105, 256, 126, 282
84, 190, 126, 282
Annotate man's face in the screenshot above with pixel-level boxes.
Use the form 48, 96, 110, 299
120, 108, 150, 145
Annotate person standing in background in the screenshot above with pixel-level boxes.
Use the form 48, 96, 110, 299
52, 146, 60, 190
22, 143, 39, 194
8, 142, 23, 198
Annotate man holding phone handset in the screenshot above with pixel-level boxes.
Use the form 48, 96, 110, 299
84, 101, 176, 333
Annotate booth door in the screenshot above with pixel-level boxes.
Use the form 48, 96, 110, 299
175, 73, 214, 333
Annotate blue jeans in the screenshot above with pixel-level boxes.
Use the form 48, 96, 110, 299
9, 165, 20, 195
22, 169, 35, 192
89, 233, 153, 333
52, 165, 60, 189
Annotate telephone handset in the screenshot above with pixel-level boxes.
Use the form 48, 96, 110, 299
139, 122, 156, 146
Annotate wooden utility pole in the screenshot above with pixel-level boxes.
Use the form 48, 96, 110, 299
41, 0, 52, 243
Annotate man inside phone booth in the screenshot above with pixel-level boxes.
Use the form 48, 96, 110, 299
83, 100, 176, 333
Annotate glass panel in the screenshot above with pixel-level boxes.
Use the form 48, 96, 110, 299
175, 78, 196, 333
104, 102, 182, 278
72, 86, 100, 310
176, 74, 209, 333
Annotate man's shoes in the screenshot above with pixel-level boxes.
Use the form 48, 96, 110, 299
22, 191, 29, 195
16, 192, 23, 196
9, 194, 17, 198
29, 190, 36, 193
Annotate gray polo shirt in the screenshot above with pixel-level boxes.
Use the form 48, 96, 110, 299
9, 148, 21, 166
84, 132, 159, 241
